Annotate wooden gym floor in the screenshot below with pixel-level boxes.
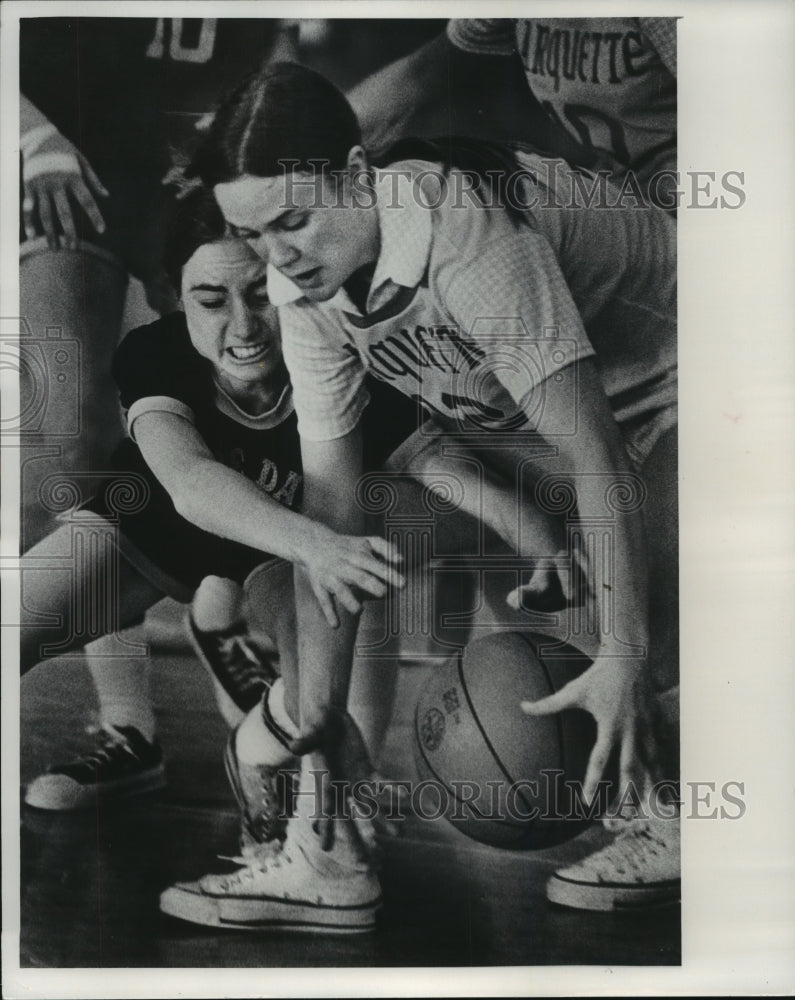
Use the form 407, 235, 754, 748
19, 597, 680, 969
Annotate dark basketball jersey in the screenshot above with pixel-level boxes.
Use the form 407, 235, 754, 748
94, 311, 421, 591
20, 17, 278, 169
113, 312, 303, 510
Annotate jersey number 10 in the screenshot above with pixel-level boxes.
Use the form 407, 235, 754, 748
146, 18, 218, 64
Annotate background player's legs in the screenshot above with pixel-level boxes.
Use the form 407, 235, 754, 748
190, 575, 252, 729
21, 522, 167, 809
88, 648, 156, 743
19, 241, 128, 551
21, 522, 163, 674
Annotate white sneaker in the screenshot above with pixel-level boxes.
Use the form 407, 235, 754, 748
159, 832, 382, 934
546, 816, 681, 911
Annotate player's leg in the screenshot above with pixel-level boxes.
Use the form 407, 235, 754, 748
186, 564, 300, 853
19, 240, 128, 551
21, 520, 163, 673
87, 650, 156, 744
188, 574, 278, 729
159, 560, 387, 931
346, 598, 399, 768
21, 521, 167, 810
389, 426, 574, 610
159, 747, 382, 933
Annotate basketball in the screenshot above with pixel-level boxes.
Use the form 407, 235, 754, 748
414, 631, 611, 849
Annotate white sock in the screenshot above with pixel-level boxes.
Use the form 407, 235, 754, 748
289, 759, 372, 875
235, 679, 296, 767
267, 676, 299, 738
88, 646, 156, 744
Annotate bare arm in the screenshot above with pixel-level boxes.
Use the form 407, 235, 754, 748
286, 425, 390, 852
518, 360, 659, 798
288, 426, 367, 730
133, 409, 402, 624
347, 32, 550, 155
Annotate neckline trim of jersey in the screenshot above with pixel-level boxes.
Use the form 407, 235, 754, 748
212, 379, 294, 430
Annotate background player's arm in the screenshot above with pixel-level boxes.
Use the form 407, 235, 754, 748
20, 94, 108, 249
638, 17, 678, 77
347, 30, 549, 155
132, 409, 402, 624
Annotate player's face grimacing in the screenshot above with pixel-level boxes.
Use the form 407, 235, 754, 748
214, 160, 379, 303
181, 239, 283, 396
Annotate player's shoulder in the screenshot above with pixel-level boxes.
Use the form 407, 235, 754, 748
388, 152, 542, 261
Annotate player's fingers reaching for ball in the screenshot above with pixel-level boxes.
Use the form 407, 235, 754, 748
520, 654, 662, 811
582, 729, 615, 804
520, 675, 583, 717
618, 725, 641, 799
636, 702, 666, 786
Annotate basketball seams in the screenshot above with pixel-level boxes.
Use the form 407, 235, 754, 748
456, 649, 539, 821
413, 672, 528, 838
413, 634, 598, 848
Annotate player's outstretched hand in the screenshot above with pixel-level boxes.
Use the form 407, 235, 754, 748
22, 130, 108, 250
303, 530, 405, 628
520, 654, 663, 806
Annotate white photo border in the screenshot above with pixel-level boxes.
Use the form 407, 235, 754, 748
2, 1, 794, 996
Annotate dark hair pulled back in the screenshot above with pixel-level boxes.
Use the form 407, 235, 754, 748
190, 62, 546, 228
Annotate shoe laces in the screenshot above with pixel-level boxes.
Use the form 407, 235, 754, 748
69, 725, 139, 769
593, 819, 670, 873
243, 761, 291, 843
215, 839, 290, 885
215, 633, 267, 683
